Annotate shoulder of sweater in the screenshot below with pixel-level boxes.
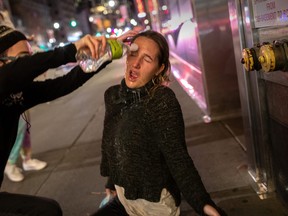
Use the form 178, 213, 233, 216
148, 86, 181, 112
105, 84, 121, 95
154, 85, 177, 100
104, 84, 121, 102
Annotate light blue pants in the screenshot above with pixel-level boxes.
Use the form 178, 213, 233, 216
8, 117, 29, 164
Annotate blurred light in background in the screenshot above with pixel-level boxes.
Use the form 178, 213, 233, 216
70, 20, 77, 27
53, 22, 60, 29
108, 0, 116, 8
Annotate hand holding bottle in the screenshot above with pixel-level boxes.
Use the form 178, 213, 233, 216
75, 32, 139, 73
73, 34, 107, 60
116, 29, 140, 44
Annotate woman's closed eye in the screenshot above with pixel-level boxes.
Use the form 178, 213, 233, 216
129, 51, 153, 64
144, 55, 153, 63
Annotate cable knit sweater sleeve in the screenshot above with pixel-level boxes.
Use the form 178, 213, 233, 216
150, 87, 216, 215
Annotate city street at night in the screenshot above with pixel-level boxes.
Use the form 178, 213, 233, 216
1, 0, 288, 215
1, 60, 288, 216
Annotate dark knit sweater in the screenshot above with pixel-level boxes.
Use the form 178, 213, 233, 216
100, 79, 217, 215
0, 43, 109, 187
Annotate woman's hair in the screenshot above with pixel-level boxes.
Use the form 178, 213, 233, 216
131, 30, 171, 88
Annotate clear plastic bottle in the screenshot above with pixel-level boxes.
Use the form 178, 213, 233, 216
75, 39, 138, 73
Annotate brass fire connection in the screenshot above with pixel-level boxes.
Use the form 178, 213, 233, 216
241, 47, 261, 71
258, 44, 276, 73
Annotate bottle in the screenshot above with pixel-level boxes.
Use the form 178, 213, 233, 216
76, 39, 138, 73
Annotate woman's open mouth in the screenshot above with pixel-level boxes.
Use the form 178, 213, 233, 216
128, 70, 139, 82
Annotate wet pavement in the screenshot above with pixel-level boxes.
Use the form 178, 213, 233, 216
1, 59, 288, 216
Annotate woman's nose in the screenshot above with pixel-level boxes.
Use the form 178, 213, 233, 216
132, 57, 142, 68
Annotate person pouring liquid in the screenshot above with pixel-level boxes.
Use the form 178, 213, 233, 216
0, 24, 138, 215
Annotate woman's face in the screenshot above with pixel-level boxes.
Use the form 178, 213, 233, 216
125, 36, 164, 89
0, 40, 32, 66
6, 40, 32, 57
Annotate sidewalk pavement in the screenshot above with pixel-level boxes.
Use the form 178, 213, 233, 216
1, 60, 288, 216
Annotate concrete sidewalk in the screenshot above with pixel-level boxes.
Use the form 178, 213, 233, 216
1, 60, 288, 215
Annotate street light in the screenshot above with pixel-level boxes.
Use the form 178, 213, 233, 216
70, 20, 77, 28
53, 22, 60, 29
108, 0, 116, 8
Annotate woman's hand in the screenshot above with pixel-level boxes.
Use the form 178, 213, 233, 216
73, 34, 107, 59
116, 29, 140, 43
203, 205, 221, 216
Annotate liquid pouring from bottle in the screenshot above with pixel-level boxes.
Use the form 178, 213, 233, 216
76, 40, 138, 73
